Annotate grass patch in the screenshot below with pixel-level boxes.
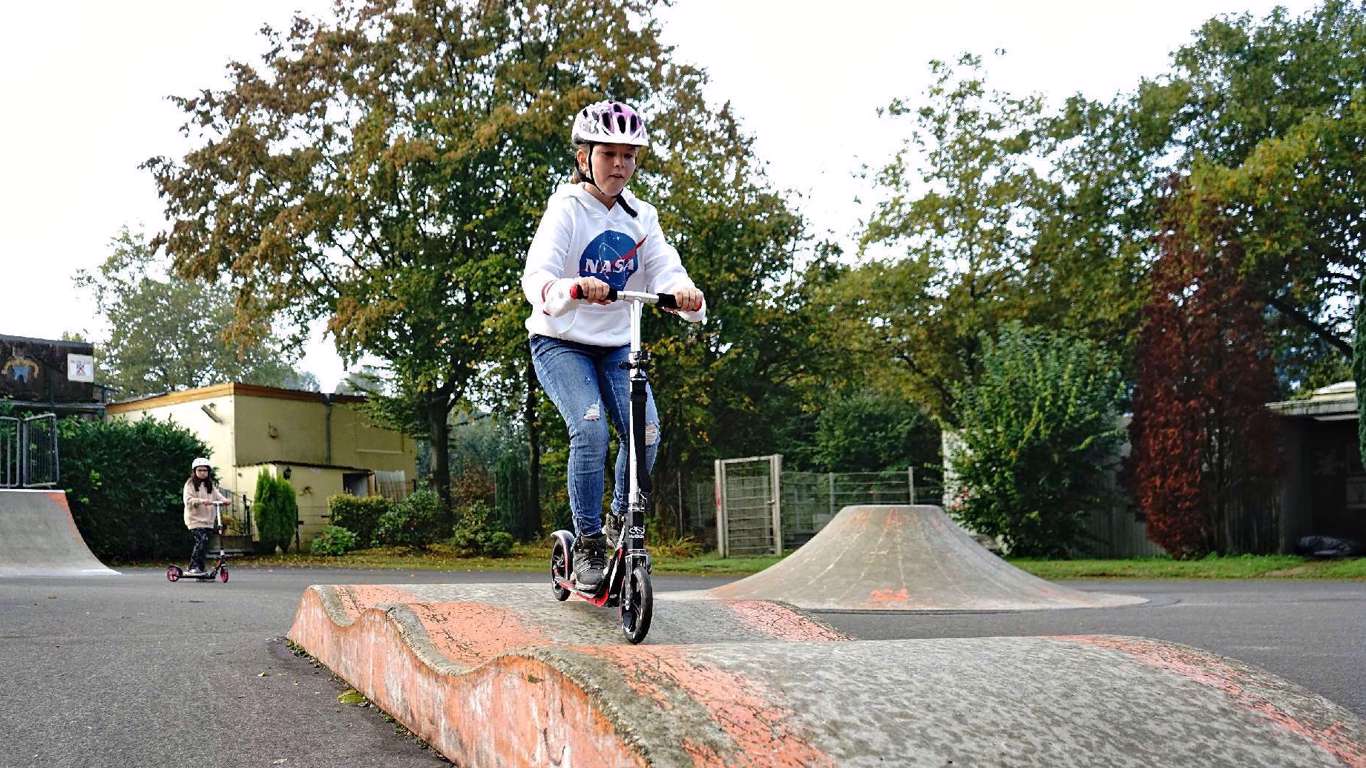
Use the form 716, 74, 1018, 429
208, 541, 788, 577
145, 543, 1364, 580
1008, 554, 1364, 580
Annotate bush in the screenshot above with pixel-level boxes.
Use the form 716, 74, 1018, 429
949, 324, 1126, 557
310, 525, 358, 556
59, 416, 209, 562
495, 451, 540, 541
375, 488, 444, 551
450, 500, 515, 557
327, 494, 389, 547
254, 474, 298, 553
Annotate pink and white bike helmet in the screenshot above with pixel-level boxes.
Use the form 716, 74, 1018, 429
571, 100, 649, 147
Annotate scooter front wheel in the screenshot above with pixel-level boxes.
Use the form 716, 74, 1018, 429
218, 567, 229, 583
550, 537, 571, 601
620, 564, 652, 644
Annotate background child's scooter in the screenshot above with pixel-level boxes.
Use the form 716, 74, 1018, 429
167, 501, 231, 583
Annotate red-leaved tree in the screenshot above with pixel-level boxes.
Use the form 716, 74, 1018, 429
1130, 182, 1279, 557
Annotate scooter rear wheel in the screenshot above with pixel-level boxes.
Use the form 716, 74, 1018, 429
166, 565, 182, 583
550, 539, 570, 601
620, 564, 652, 644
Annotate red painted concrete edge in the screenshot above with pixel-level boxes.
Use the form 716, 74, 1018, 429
1059, 635, 1366, 768
288, 586, 646, 767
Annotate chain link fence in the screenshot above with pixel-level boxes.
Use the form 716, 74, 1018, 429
680, 455, 942, 556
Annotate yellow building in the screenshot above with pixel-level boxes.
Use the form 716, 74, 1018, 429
107, 383, 416, 547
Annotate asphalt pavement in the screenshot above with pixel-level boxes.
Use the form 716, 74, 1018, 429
0, 567, 1361, 768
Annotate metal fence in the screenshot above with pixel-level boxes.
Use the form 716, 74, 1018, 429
0, 413, 59, 488
708, 455, 942, 557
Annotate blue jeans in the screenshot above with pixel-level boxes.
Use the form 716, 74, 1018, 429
530, 335, 659, 537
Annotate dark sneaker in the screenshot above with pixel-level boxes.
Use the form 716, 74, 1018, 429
572, 533, 608, 589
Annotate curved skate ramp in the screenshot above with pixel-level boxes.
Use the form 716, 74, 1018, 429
0, 489, 118, 577
708, 504, 1144, 611
288, 583, 1364, 767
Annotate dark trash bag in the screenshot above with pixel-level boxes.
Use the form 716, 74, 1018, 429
1294, 535, 1364, 558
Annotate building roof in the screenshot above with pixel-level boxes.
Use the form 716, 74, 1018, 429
1266, 381, 1358, 421
0, 334, 94, 353
244, 460, 375, 472
106, 382, 366, 414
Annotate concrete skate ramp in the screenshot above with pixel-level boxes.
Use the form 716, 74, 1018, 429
0, 489, 118, 577
288, 583, 1364, 767
708, 504, 1145, 611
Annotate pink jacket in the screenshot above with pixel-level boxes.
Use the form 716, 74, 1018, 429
183, 479, 229, 530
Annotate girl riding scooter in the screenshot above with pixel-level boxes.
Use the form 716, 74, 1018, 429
521, 100, 705, 589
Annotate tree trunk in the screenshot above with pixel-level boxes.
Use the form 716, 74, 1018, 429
426, 391, 454, 531
524, 355, 542, 540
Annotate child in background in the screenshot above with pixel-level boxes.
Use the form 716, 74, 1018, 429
183, 458, 229, 576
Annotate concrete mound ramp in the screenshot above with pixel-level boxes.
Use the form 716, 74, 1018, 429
288, 583, 1364, 767
708, 504, 1145, 611
0, 489, 118, 577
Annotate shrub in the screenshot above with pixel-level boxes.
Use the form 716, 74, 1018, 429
949, 323, 1126, 557
375, 488, 444, 551
254, 474, 298, 553
495, 451, 540, 541
310, 525, 358, 556
59, 416, 208, 561
449, 500, 515, 558
327, 494, 389, 547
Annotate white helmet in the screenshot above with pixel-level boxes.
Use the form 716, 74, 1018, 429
191, 458, 211, 470
571, 100, 649, 147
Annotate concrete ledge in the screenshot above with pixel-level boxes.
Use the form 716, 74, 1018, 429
288, 583, 1364, 767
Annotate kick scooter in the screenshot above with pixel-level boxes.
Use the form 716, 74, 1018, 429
550, 288, 679, 644
167, 500, 231, 583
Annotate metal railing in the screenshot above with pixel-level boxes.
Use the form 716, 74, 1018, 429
0, 413, 58, 488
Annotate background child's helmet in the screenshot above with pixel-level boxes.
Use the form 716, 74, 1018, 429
191, 457, 211, 470
571, 100, 649, 147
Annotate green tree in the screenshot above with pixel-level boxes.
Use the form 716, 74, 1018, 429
74, 228, 315, 398
60, 416, 209, 561
856, 54, 1053, 424
145, 0, 779, 529
1167, 1, 1366, 390
948, 324, 1126, 557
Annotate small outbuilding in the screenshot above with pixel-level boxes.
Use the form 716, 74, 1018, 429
1267, 381, 1364, 551
107, 383, 417, 548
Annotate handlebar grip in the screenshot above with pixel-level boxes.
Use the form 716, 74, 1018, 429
568, 284, 618, 302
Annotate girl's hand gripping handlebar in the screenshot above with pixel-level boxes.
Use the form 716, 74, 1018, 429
569, 283, 679, 310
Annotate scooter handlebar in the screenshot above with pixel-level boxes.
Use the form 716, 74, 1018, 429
569, 284, 677, 309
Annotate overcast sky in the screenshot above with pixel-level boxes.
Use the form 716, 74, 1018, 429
0, 0, 1317, 391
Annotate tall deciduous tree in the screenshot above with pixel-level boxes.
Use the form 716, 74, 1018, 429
1130, 184, 1279, 558
145, 0, 705, 523
1168, 0, 1366, 388
74, 228, 315, 398
948, 323, 1126, 557
856, 54, 1051, 424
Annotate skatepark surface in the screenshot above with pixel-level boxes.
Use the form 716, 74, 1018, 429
288, 581, 1365, 767
706, 504, 1146, 611
0, 489, 118, 577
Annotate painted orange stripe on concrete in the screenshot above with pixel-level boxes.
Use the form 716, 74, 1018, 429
406, 601, 549, 670
578, 644, 835, 768
330, 584, 414, 622
726, 600, 850, 641
289, 587, 644, 767
1062, 635, 1366, 768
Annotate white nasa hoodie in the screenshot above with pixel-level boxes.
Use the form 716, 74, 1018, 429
522, 183, 706, 346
